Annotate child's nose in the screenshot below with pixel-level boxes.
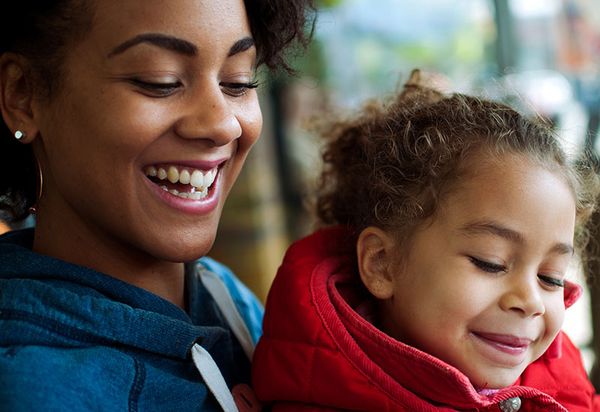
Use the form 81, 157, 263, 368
499, 274, 545, 318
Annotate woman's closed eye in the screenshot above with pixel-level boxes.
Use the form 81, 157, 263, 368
129, 78, 182, 97
220, 80, 259, 97
469, 256, 506, 274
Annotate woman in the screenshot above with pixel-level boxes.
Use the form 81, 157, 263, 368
0, 1, 314, 411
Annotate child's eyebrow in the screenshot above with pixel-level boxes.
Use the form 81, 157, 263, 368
459, 220, 574, 256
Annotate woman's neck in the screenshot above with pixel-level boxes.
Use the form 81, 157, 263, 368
32, 212, 187, 309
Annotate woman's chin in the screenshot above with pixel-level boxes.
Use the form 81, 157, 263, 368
139, 233, 217, 264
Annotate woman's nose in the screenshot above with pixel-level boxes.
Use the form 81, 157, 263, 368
499, 273, 545, 318
175, 84, 242, 146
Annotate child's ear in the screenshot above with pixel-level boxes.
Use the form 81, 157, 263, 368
357, 226, 397, 299
0, 53, 39, 143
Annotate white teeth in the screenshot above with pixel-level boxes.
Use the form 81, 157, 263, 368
167, 166, 179, 184
190, 190, 207, 200
190, 170, 204, 189
179, 169, 191, 185
161, 186, 209, 200
144, 164, 219, 200
204, 169, 217, 188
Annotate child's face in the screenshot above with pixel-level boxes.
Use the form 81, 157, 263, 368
380, 155, 576, 389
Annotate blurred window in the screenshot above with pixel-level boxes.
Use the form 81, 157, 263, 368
315, 0, 496, 106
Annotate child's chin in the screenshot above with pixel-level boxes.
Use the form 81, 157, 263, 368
470, 369, 523, 391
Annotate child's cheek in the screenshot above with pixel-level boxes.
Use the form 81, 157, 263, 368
544, 297, 566, 344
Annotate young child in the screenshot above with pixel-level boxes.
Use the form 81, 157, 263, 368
252, 70, 600, 411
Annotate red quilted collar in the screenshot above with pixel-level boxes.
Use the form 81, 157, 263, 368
308, 225, 575, 410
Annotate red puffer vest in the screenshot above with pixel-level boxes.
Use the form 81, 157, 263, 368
253, 226, 599, 411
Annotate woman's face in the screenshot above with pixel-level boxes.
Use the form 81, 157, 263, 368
32, 0, 262, 265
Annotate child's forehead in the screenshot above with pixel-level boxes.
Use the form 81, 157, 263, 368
387, 151, 572, 240
456, 150, 558, 182
435, 152, 568, 207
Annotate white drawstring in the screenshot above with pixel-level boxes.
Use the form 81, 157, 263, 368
191, 343, 239, 412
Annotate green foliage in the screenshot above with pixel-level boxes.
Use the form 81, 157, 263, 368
317, 0, 344, 9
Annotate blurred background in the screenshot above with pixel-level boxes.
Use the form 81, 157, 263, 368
210, 0, 600, 298
3, 0, 600, 390
209, 0, 600, 388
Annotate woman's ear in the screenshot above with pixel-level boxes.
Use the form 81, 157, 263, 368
357, 226, 397, 299
0, 53, 39, 143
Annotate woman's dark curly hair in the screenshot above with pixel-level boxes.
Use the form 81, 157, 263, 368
0, 0, 316, 221
316, 69, 599, 258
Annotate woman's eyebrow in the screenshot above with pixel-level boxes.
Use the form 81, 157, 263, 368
228, 37, 255, 57
107, 34, 255, 59
108, 33, 198, 57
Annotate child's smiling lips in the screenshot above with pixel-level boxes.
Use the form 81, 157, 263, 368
470, 331, 535, 363
473, 332, 533, 349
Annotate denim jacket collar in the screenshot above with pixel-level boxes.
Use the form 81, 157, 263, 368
0, 229, 227, 359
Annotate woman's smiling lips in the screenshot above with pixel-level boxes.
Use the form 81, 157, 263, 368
142, 158, 228, 214
470, 331, 534, 366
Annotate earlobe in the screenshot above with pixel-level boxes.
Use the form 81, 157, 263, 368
357, 226, 397, 300
0, 53, 39, 143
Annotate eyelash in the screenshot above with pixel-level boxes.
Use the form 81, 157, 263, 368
538, 275, 565, 288
130, 79, 259, 98
469, 257, 505, 274
469, 257, 565, 288
220, 80, 260, 97
130, 79, 182, 97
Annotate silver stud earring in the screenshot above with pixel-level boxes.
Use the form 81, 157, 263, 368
14, 130, 25, 140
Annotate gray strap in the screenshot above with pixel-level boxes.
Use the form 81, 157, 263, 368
200, 269, 255, 360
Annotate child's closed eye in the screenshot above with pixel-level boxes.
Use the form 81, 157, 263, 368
470, 257, 565, 289
538, 274, 565, 288
469, 256, 506, 274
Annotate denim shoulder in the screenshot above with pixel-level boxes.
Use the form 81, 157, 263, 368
0, 345, 133, 411
197, 257, 264, 344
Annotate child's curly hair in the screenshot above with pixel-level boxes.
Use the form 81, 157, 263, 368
316, 69, 599, 258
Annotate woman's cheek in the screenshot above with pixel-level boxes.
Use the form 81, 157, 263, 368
238, 97, 263, 146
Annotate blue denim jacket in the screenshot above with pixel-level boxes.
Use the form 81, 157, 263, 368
0, 229, 263, 411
